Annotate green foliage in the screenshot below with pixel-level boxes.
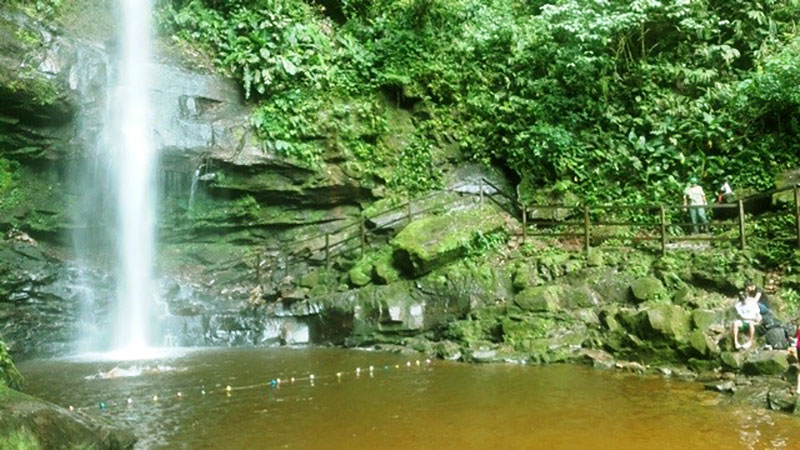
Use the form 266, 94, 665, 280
6, 0, 65, 20
464, 229, 507, 258
161, 0, 800, 205
0, 427, 41, 450
0, 158, 18, 194
0, 339, 23, 390
746, 211, 797, 266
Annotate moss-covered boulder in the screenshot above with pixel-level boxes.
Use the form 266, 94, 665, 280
391, 205, 505, 277
514, 286, 562, 312
621, 304, 691, 344
629, 276, 666, 303
720, 351, 745, 370
348, 264, 372, 287
742, 351, 790, 376
687, 329, 720, 358
0, 385, 135, 449
691, 309, 722, 332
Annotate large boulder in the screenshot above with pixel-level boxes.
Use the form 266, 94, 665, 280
629, 276, 666, 303
391, 205, 505, 277
621, 304, 691, 344
742, 351, 790, 376
0, 385, 135, 449
687, 329, 720, 358
514, 286, 562, 312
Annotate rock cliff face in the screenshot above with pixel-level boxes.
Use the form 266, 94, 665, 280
0, 4, 378, 357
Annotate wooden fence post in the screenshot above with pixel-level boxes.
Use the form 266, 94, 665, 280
583, 206, 590, 254
360, 218, 366, 258
325, 233, 330, 269
795, 184, 800, 249
659, 205, 667, 256
738, 199, 746, 250
479, 178, 484, 204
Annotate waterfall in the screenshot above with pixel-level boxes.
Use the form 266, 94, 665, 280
108, 0, 158, 355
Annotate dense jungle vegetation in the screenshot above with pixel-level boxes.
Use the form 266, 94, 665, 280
153, 0, 800, 204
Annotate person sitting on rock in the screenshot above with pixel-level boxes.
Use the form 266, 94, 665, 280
733, 288, 762, 350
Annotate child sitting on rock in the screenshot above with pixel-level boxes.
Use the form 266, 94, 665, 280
733, 292, 761, 350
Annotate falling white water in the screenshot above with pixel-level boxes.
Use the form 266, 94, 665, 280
109, 0, 158, 356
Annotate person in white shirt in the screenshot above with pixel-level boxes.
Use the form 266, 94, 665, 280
732, 291, 762, 350
683, 177, 708, 234
717, 177, 734, 203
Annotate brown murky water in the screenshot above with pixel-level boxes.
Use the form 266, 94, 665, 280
17, 348, 800, 449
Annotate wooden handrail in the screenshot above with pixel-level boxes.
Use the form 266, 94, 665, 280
254, 180, 800, 284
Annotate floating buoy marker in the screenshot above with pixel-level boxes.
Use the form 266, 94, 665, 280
425, 359, 431, 364
177, 392, 182, 398
369, 365, 374, 372
336, 372, 342, 380
309, 374, 315, 380
68, 405, 74, 412
416, 360, 421, 366
153, 395, 159, 402
99, 402, 106, 410
406, 361, 411, 367
290, 377, 295, 384
225, 385, 232, 392
201, 389, 206, 395
355, 367, 361, 376
127, 398, 133, 405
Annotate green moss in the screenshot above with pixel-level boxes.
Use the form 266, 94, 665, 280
0, 427, 42, 450
391, 205, 506, 276
0, 340, 22, 390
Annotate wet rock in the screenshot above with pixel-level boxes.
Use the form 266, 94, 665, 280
615, 361, 646, 373
720, 351, 745, 370
704, 380, 736, 393
768, 388, 796, 412
574, 348, 615, 369
468, 348, 501, 363
742, 351, 790, 376
434, 340, 462, 361
629, 276, 666, 303
0, 385, 135, 449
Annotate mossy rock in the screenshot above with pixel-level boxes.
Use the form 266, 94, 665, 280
622, 304, 691, 344
514, 286, 562, 312
720, 351, 745, 370
687, 329, 720, 358
629, 276, 666, 303
511, 263, 539, 292
348, 265, 372, 287
372, 250, 400, 284
391, 205, 505, 277
691, 309, 722, 332
742, 351, 790, 376
0, 385, 135, 449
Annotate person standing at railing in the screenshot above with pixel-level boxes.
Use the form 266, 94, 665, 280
717, 177, 734, 204
683, 176, 708, 234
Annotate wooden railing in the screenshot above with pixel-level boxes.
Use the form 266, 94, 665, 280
244, 179, 800, 283
513, 184, 800, 255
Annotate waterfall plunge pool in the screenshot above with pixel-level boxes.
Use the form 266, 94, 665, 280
17, 348, 800, 449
